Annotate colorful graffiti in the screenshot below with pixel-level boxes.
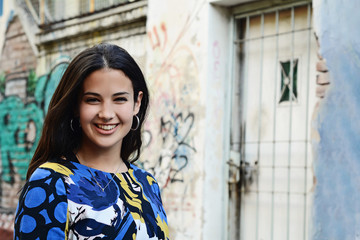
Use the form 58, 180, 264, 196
141, 19, 201, 190
0, 96, 42, 183
0, 61, 69, 185
140, 111, 196, 189
148, 22, 168, 52
143, 3, 206, 237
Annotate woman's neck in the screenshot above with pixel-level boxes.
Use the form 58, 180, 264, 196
75, 145, 128, 173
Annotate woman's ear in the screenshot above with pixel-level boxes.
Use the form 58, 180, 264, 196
134, 91, 143, 114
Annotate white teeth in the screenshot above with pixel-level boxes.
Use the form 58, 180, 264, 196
97, 124, 116, 130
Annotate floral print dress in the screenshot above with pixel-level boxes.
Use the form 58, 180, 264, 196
14, 153, 169, 240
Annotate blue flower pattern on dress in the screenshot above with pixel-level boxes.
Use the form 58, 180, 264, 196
14, 154, 169, 240
67, 170, 120, 211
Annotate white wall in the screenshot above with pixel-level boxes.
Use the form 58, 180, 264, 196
203, 3, 232, 240
144, 0, 208, 238
144, 0, 232, 239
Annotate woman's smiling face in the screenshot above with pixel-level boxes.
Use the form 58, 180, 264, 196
78, 68, 142, 151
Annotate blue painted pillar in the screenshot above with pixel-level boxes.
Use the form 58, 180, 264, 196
312, 0, 360, 239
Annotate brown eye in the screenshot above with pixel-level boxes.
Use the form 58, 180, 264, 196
85, 98, 100, 103
114, 97, 127, 102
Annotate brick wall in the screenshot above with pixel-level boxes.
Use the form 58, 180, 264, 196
0, 15, 36, 82
0, 14, 37, 240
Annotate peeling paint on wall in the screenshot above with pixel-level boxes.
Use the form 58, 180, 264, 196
312, 0, 360, 239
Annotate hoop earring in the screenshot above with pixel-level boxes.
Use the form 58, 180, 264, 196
131, 115, 140, 131
70, 118, 80, 132
70, 119, 75, 132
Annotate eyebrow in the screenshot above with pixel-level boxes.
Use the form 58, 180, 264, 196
83, 91, 130, 97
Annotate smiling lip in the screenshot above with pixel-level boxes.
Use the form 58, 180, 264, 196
94, 123, 119, 134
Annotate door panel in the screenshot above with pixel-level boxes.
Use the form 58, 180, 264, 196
230, 3, 316, 240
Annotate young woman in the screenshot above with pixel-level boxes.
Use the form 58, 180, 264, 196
14, 43, 169, 239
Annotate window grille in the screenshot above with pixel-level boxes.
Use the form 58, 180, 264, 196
230, 2, 316, 240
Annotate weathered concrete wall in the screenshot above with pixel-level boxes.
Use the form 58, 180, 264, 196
312, 0, 360, 239
36, 1, 147, 75
143, 1, 231, 239
142, 1, 207, 238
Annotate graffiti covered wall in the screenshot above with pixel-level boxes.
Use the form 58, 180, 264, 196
0, 13, 70, 238
142, 0, 208, 238
312, 0, 360, 239
0, 14, 38, 210
0, 2, 147, 238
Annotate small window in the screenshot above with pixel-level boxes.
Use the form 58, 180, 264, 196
279, 59, 298, 103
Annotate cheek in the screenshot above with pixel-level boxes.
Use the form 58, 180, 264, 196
117, 107, 136, 122
79, 105, 96, 122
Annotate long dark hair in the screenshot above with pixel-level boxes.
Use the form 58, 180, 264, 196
26, 43, 149, 180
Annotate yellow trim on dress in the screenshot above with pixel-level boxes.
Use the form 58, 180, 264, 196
147, 175, 156, 185
156, 214, 170, 238
128, 169, 150, 202
40, 162, 74, 176
65, 207, 70, 240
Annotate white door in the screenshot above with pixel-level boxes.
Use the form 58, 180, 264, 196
229, 2, 317, 240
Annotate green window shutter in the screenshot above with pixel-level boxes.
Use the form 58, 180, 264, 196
279, 59, 298, 103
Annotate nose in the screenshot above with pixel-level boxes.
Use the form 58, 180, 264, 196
97, 102, 115, 121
